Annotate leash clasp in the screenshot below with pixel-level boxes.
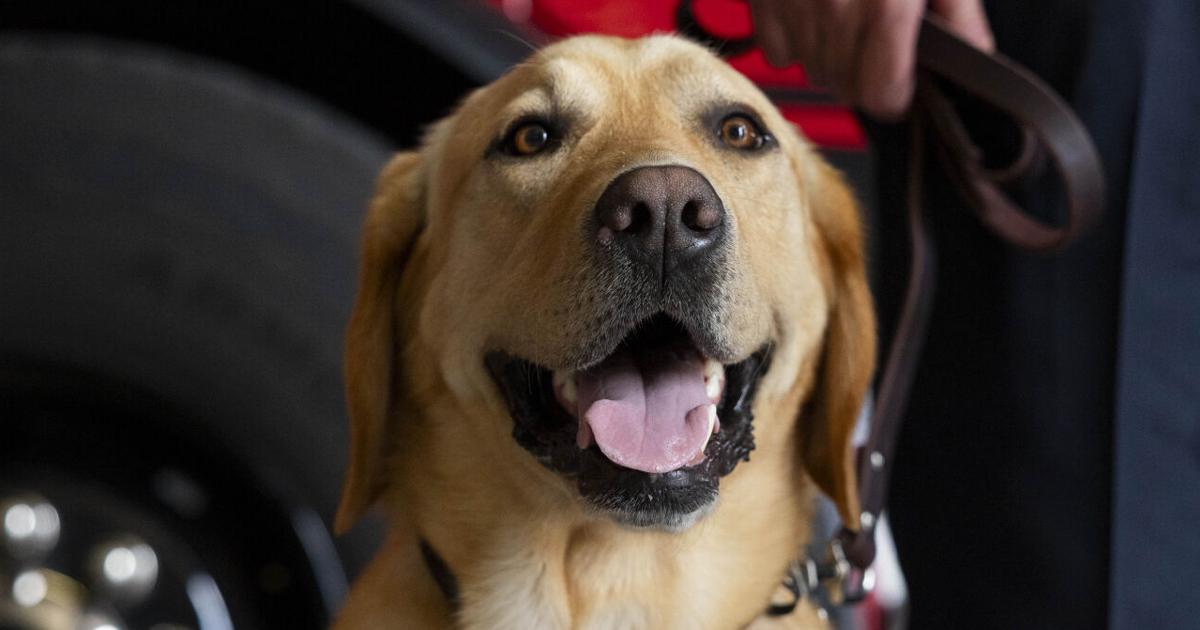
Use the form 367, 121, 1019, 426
766, 537, 872, 617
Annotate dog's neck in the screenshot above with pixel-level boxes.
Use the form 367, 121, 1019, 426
430, 511, 800, 629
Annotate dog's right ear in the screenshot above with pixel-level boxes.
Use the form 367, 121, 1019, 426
334, 151, 425, 534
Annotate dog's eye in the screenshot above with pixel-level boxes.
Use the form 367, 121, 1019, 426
504, 122, 553, 156
719, 115, 768, 151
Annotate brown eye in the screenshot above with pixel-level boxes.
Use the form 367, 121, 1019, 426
506, 122, 552, 156
719, 115, 766, 150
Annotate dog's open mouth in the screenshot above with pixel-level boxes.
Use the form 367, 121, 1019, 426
486, 313, 769, 529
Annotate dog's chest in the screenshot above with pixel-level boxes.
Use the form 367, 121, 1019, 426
456, 559, 574, 629
456, 532, 725, 630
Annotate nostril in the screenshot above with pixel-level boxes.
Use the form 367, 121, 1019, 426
682, 200, 722, 232
601, 205, 633, 233
628, 202, 653, 234
598, 202, 655, 235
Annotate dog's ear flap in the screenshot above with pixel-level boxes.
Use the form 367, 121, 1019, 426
800, 159, 877, 530
334, 152, 426, 534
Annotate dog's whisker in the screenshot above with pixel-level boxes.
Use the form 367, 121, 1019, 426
493, 28, 541, 54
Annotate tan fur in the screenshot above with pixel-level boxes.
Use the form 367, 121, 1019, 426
334, 35, 876, 629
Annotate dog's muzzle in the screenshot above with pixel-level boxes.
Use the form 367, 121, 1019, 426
485, 166, 768, 530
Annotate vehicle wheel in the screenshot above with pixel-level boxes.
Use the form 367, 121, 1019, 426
0, 34, 390, 628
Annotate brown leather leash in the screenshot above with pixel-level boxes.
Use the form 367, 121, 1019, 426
678, 2, 1105, 616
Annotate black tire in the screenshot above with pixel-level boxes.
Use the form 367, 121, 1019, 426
0, 34, 390, 627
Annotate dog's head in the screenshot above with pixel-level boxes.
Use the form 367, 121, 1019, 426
335, 35, 874, 534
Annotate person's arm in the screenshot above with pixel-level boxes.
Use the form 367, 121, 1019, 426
749, 0, 995, 119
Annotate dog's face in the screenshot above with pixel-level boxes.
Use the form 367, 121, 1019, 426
335, 35, 874, 535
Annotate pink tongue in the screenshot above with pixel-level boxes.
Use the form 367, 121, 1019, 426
575, 342, 713, 473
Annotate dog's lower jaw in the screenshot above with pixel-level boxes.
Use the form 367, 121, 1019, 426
601, 496, 716, 532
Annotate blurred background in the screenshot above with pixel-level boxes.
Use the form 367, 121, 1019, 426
0, 1, 881, 628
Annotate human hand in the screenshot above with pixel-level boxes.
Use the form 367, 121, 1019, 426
749, 0, 995, 119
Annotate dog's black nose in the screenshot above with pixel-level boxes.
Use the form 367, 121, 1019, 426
593, 165, 726, 275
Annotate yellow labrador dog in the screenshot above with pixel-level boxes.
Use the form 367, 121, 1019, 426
333, 34, 875, 629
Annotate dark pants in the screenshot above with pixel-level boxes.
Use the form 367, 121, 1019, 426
877, 1, 1200, 628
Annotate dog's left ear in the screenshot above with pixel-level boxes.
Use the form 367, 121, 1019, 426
799, 156, 877, 530
334, 151, 426, 534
